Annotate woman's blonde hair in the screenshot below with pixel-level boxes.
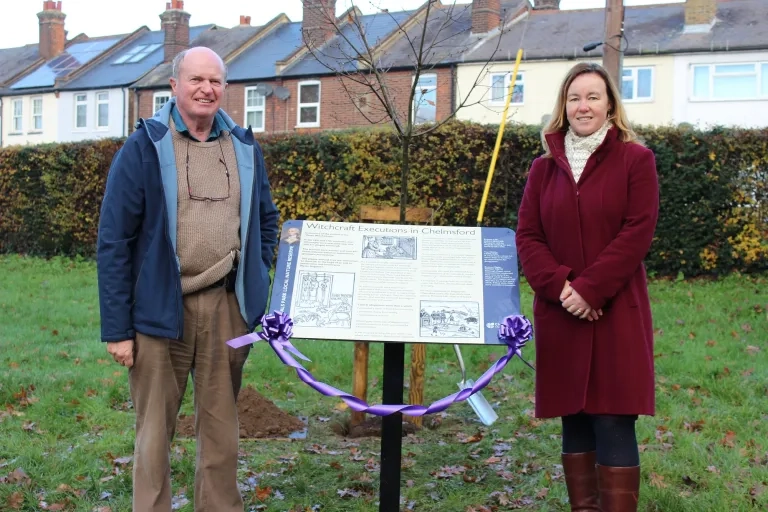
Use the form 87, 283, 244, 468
542, 62, 641, 155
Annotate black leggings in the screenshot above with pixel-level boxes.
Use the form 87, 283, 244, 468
561, 413, 639, 467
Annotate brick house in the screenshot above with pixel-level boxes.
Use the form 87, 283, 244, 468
131, 0, 505, 135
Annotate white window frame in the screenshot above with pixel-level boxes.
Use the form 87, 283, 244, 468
489, 71, 525, 106
30, 97, 43, 131
412, 73, 438, 124
11, 99, 23, 133
96, 91, 109, 130
690, 62, 768, 102
296, 80, 321, 128
74, 93, 88, 130
621, 67, 654, 103
153, 91, 171, 114
244, 86, 266, 132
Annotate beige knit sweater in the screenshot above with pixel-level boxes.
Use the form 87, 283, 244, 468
171, 124, 241, 294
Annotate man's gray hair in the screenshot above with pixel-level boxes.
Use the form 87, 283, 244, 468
171, 48, 228, 82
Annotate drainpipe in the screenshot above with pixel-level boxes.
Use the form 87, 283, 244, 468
133, 88, 140, 131
122, 87, 127, 137
450, 63, 457, 118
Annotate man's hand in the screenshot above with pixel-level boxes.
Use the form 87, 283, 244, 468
107, 340, 134, 368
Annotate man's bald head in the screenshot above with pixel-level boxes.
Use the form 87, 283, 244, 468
172, 47, 227, 82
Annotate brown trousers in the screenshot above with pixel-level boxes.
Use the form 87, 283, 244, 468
129, 287, 251, 512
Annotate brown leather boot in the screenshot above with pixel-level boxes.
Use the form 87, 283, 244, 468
562, 452, 599, 511
596, 464, 640, 511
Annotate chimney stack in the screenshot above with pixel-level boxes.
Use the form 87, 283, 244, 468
38, 1, 66, 60
160, 0, 190, 63
533, 0, 561, 9
302, 0, 337, 48
684, 0, 716, 27
471, 0, 502, 34
239, 15, 251, 26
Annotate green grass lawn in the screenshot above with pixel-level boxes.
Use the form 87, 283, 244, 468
0, 254, 766, 511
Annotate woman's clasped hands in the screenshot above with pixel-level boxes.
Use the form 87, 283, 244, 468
560, 280, 603, 321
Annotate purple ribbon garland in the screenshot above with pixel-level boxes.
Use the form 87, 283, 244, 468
227, 311, 534, 417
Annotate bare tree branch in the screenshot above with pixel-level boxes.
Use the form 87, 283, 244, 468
298, 0, 517, 219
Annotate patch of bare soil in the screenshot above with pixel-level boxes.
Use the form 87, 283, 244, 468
176, 386, 306, 439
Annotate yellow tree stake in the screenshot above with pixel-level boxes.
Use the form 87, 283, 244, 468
477, 48, 524, 225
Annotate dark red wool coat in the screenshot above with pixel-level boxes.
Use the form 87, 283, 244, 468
515, 126, 659, 418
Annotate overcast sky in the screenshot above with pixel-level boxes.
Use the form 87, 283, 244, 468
0, 0, 683, 49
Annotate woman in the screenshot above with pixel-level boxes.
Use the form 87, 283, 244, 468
516, 62, 659, 511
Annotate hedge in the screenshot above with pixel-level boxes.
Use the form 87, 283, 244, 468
0, 122, 766, 277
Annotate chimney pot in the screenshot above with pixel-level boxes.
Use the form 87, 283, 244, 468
38, 0, 66, 60
160, 0, 190, 63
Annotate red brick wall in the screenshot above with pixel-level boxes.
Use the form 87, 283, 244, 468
471, 0, 501, 34
684, 0, 716, 25
282, 68, 454, 132
302, 0, 337, 49
134, 67, 454, 134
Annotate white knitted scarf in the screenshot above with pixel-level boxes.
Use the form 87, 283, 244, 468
564, 121, 611, 183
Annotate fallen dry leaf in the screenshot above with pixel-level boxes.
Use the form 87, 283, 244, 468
5, 467, 31, 486
432, 465, 467, 479
720, 431, 736, 448
649, 472, 667, 488
6, 492, 24, 510
255, 486, 272, 501
684, 420, 704, 433
459, 432, 484, 444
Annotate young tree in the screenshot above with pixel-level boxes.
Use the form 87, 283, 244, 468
301, 0, 515, 221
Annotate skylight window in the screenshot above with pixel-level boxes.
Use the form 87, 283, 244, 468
113, 43, 162, 64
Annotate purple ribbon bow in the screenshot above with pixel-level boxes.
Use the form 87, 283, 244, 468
227, 311, 534, 417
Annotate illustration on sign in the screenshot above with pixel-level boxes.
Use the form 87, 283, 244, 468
420, 301, 481, 338
361, 235, 417, 260
292, 271, 355, 329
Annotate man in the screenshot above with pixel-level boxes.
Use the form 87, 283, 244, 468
96, 47, 279, 511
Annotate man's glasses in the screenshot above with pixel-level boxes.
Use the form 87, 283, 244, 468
185, 138, 230, 201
